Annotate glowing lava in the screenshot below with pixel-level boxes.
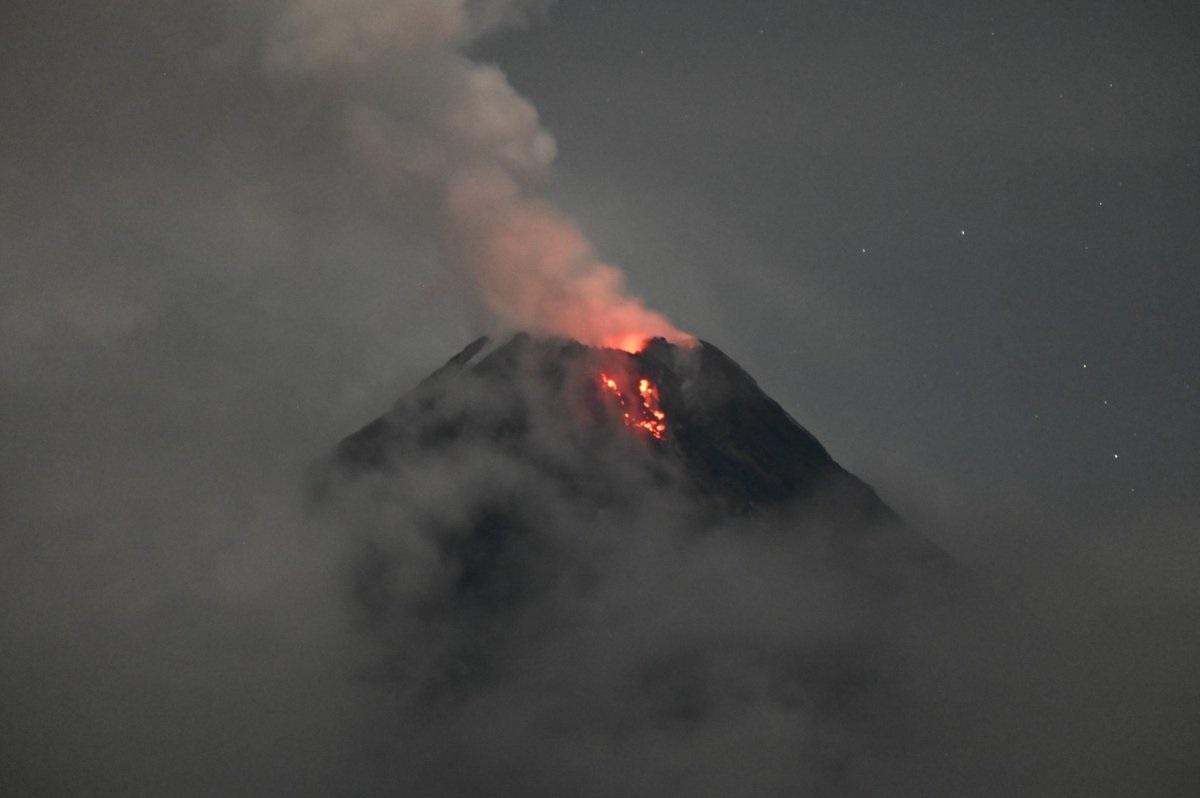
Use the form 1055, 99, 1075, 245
598, 372, 668, 440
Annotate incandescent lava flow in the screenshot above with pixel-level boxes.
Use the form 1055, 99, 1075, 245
598, 372, 668, 440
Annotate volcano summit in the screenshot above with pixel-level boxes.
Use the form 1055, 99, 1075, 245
327, 334, 954, 586
315, 334, 962, 793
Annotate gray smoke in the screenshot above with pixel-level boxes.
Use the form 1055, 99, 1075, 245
248, 0, 688, 347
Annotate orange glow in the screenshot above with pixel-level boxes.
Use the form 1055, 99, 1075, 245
446, 174, 694, 354
601, 333, 650, 354
598, 372, 668, 440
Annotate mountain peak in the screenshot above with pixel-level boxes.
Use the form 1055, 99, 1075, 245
334, 334, 864, 507
321, 334, 956, 586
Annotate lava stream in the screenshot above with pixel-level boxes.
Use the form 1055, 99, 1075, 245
598, 372, 668, 440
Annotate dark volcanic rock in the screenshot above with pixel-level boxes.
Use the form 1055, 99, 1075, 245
336, 334, 855, 505
324, 334, 957, 588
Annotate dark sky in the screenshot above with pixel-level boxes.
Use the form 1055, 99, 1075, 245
474, 0, 1200, 550
2, 1, 1198, 794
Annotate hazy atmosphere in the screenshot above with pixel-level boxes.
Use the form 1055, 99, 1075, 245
3, 1, 1198, 795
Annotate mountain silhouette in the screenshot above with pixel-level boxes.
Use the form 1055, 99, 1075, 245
326, 334, 957, 591
311, 334, 966, 793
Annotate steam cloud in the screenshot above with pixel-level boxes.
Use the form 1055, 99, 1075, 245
262, 0, 690, 349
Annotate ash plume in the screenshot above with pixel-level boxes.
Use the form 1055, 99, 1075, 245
256, 0, 689, 349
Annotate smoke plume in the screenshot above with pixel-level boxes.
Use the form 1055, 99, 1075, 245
260, 0, 690, 350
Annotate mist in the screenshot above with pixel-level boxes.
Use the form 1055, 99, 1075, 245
2, 1, 1197, 795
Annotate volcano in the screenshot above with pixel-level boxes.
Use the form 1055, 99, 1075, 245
322, 334, 957, 602
315, 334, 963, 792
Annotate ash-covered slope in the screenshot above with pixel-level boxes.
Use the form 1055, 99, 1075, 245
327, 333, 954, 584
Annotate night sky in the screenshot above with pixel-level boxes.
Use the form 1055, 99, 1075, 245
473, 0, 1200, 554
2, 1, 1198, 794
